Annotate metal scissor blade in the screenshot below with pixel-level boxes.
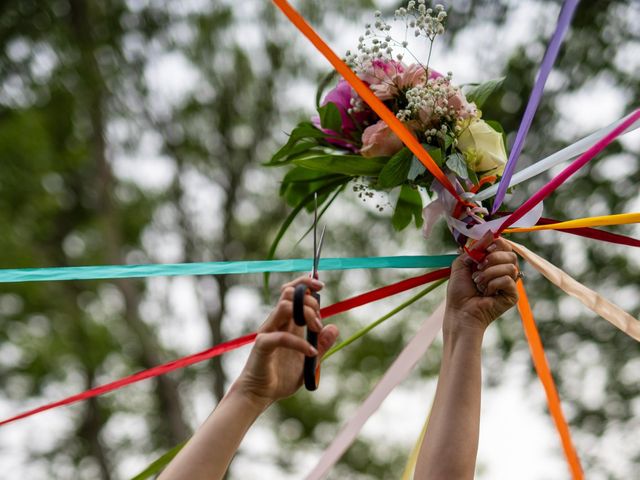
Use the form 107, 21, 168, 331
313, 224, 326, 277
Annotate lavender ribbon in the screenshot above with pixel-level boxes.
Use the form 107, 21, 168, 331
492, 0, 580, 213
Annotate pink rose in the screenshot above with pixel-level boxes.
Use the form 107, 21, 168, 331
359, 60, 439, 101
448, 88, 477, 119
360, 120, 405, 157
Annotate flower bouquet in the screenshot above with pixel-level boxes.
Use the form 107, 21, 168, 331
266, 1, 508, 253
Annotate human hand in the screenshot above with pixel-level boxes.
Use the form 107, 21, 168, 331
445, 234, 519, 333
233, 276, 339, 409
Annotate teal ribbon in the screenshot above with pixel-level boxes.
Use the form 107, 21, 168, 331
0, 255, 457, 283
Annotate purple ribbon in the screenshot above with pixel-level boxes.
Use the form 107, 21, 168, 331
492, 0, 580, 213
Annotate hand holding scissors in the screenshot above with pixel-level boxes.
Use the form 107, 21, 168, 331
293, 194, 326, 391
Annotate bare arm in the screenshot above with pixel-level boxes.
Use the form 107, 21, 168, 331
159, 276, 339, 480
415, 236, 519, 479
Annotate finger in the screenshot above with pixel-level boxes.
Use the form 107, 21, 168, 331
281, 286, 295, 301
484, 274, 518, 298
317, 324, 339, 357
473, 263, 518, 289
254, 331, 318, 357
304, 293, 320, 313
452, 252, 475, 273
477, 251, 518, 271
303, 305, 323, 333
281, 276, 324, 292
262, 300, 294, 331
485, 236, 513, 254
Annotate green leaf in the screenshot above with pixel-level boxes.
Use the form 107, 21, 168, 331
407, 157, 427, 180
130, 442, 186, 480
467, 165, 479, 185
264, 177, 349, 297
293, 153, 386, 176
266, 122, 327, 165
318, 102, 342, 132
446, 152, 469, 179
315, 71, 338, 108
485, 119, 507, 149
485, 120, 504, 134
279, 166, 345, 205
377, 148, 413, 189
443, 134, 454, 152
465, 77, 505, 109
391, 185, 423, 231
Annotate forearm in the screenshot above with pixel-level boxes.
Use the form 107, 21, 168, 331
415, 310, 485, 480
159, 383, 269, 480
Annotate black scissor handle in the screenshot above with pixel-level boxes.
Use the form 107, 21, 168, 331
293, 282, 321, 391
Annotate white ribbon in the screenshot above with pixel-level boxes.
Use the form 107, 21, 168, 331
447, 202, 544, 240
305, 302, 446, 480
473, 111, 640, 202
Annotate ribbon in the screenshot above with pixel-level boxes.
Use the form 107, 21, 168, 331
535, 217, 640, 247
401, 408, 431, 480
271, 0, 465, 204
305, 302, 446, 480
448, 201, 544, 240
0, 269, 451, 427
0, 255, 456, 283
474, 111, 640, 202
516, 280, 584, 479
492, 0, 580, 212
323, 277, 448, 358
0, 333, 258, 428
498, 109, 640, 233
510, 241, 640, 341
505, 212, 640, 233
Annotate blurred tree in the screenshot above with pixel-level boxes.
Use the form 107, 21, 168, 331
0, 0, 638, 479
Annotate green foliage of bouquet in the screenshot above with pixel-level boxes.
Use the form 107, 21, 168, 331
267, 1, 507, 255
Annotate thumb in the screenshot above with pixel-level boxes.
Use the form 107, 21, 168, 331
316, 324, 339, 357
452, 252, 474, 275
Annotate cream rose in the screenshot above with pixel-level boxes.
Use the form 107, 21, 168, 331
457, 119, 507, 176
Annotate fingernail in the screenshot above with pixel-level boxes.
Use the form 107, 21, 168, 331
312, 279, 325, 288
461, 253, 473, 266
315, 318, 323, 331
309, 346, 318, 356
487, 243, 497, 252
478, 259, 488, 270
472, 272, 482, 284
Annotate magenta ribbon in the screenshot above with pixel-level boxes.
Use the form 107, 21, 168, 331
492, 0, 580, 213
499, 109, 640, 233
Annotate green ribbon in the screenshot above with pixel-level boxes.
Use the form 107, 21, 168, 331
0, 255, 456, 283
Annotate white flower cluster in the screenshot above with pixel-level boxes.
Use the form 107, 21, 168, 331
397, 73, 458, 141
345, 11, 396, 69
344, 1, 447, 74
395, 1, 447, 41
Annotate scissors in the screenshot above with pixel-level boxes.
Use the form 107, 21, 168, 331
293, 194, 326, 391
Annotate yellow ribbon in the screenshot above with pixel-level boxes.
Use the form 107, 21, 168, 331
504, 212, 640, 233
400, 406, 432, 479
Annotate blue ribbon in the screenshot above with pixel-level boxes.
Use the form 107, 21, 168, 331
0, 255, 457, 283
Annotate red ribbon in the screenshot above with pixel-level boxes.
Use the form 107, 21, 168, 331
0, 268, 451, 427
537, 217, 640, 247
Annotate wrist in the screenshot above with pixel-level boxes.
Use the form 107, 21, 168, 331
443, 307, 488, 340
226, 380, 274, 414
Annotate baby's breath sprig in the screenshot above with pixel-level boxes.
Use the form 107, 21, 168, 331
395, 1, 447, 73
345, 1, 448, 83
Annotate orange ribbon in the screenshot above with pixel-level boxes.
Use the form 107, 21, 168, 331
517, 280, 584, 479
272, 0, 465, 204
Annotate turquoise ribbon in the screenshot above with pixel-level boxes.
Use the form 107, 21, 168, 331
0, 255, 457, 283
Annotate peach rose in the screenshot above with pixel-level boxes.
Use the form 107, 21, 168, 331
359, 120, 404, 158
